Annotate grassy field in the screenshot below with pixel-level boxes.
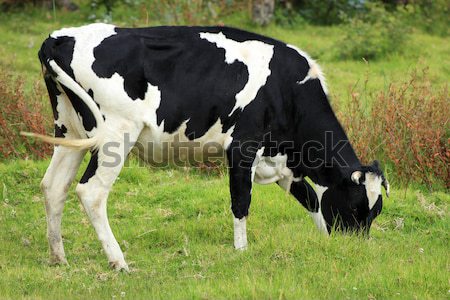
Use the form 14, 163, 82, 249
0, 159, 448, 299
0, 4, 449, 300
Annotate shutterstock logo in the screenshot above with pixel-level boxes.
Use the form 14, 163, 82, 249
100, 131, 350, 169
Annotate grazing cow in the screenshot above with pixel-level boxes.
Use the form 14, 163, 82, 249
24, 23, 389, 271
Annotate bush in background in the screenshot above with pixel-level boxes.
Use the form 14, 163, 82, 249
403, 0, 449, 36
86, 0, 246, 25
293, 0, 364, 25
336, 68, 449, 189
0, 0, 77, 11
336, 3, 411, 60
0, 73, 52, 161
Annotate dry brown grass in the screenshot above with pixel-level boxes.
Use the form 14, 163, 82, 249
336, 68, 449, 189
0, 73, 52, 160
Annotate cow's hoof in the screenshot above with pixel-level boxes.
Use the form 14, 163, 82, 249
234, 245, 248, 251
49, 256, 68, 266
109, 261, 129, 273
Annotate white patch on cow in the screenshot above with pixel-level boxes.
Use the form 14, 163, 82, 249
287, 44, 328, 95
54, 91, 85, 138
223, 132, 234, 150
254, 153, 287, 185
314, 184, 328, 203
364, 173, 382, 210
251, 147, 265, 183
278, 172, 302, 192
309, 184, 329, 234
309, 211, 328, 234
51, 23, 116, 41
136, 117, 234, 166
199, 32, 274, 115
233, 216, 247, 250
251, 150, 301, 192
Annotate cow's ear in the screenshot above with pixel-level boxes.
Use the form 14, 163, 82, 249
372, 160, 380, 169
351, 171, 363, 185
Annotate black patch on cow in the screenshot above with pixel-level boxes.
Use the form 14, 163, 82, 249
289, 180, 319, 212
320, 184, 370, 233
39, 36, 76, 79
55, 124, 67, 138
60, 84, 97, 132
367, 195, 382, 226
39, 35, 99, 132
43, 75, 61, 121
80, 151, 98, 184
92, 33, 150, 100
88, 89, 106, 121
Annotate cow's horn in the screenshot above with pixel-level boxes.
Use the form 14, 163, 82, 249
351, 171, 363, 184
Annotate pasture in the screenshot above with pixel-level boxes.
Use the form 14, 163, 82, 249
0, 2, 449, 299
1, 159, 448, 299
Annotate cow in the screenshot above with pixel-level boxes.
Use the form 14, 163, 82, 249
23, 23, 389, 271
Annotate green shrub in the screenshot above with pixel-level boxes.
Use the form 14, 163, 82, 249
86, 0, 245, 25
403, 0, 449, 36
291, 0, 364, 25
336, 3, 410, 60
274, 5, 306, 28
88, 0, 120, 22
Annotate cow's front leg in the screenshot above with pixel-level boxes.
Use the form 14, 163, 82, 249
76, 123, 140, 271
287, 179, 328, 234
227, 144, 257, 250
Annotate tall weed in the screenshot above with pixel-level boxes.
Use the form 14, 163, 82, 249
0, 73, 52, 160
336, 68, 449, 189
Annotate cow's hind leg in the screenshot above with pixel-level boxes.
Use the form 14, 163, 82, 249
42, 146, 86, 265
76, 124, 140, 271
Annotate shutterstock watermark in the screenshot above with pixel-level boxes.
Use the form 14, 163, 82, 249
100, 131, 351, 169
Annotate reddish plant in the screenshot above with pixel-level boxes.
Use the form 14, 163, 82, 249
336, 68, 449, 189
0, 73, 52, 160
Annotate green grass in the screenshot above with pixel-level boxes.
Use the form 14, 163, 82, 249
0, 158, 448, 299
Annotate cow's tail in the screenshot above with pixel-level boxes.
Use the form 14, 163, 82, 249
21, 48, 104, 151
20, 131, 98, 151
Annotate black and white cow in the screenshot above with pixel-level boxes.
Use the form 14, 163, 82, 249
25, 23, 389, 271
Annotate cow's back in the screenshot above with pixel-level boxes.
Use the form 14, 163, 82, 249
42, 24, 312, 165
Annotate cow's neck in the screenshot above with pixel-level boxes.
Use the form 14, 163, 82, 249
292, 91, 361, 187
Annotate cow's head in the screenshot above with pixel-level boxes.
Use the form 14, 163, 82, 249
318, 161, 389, 234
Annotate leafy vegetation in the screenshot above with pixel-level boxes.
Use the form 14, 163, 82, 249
290, 0, 364, 25
402, 0, 449, 36
336, 3, 411, 60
